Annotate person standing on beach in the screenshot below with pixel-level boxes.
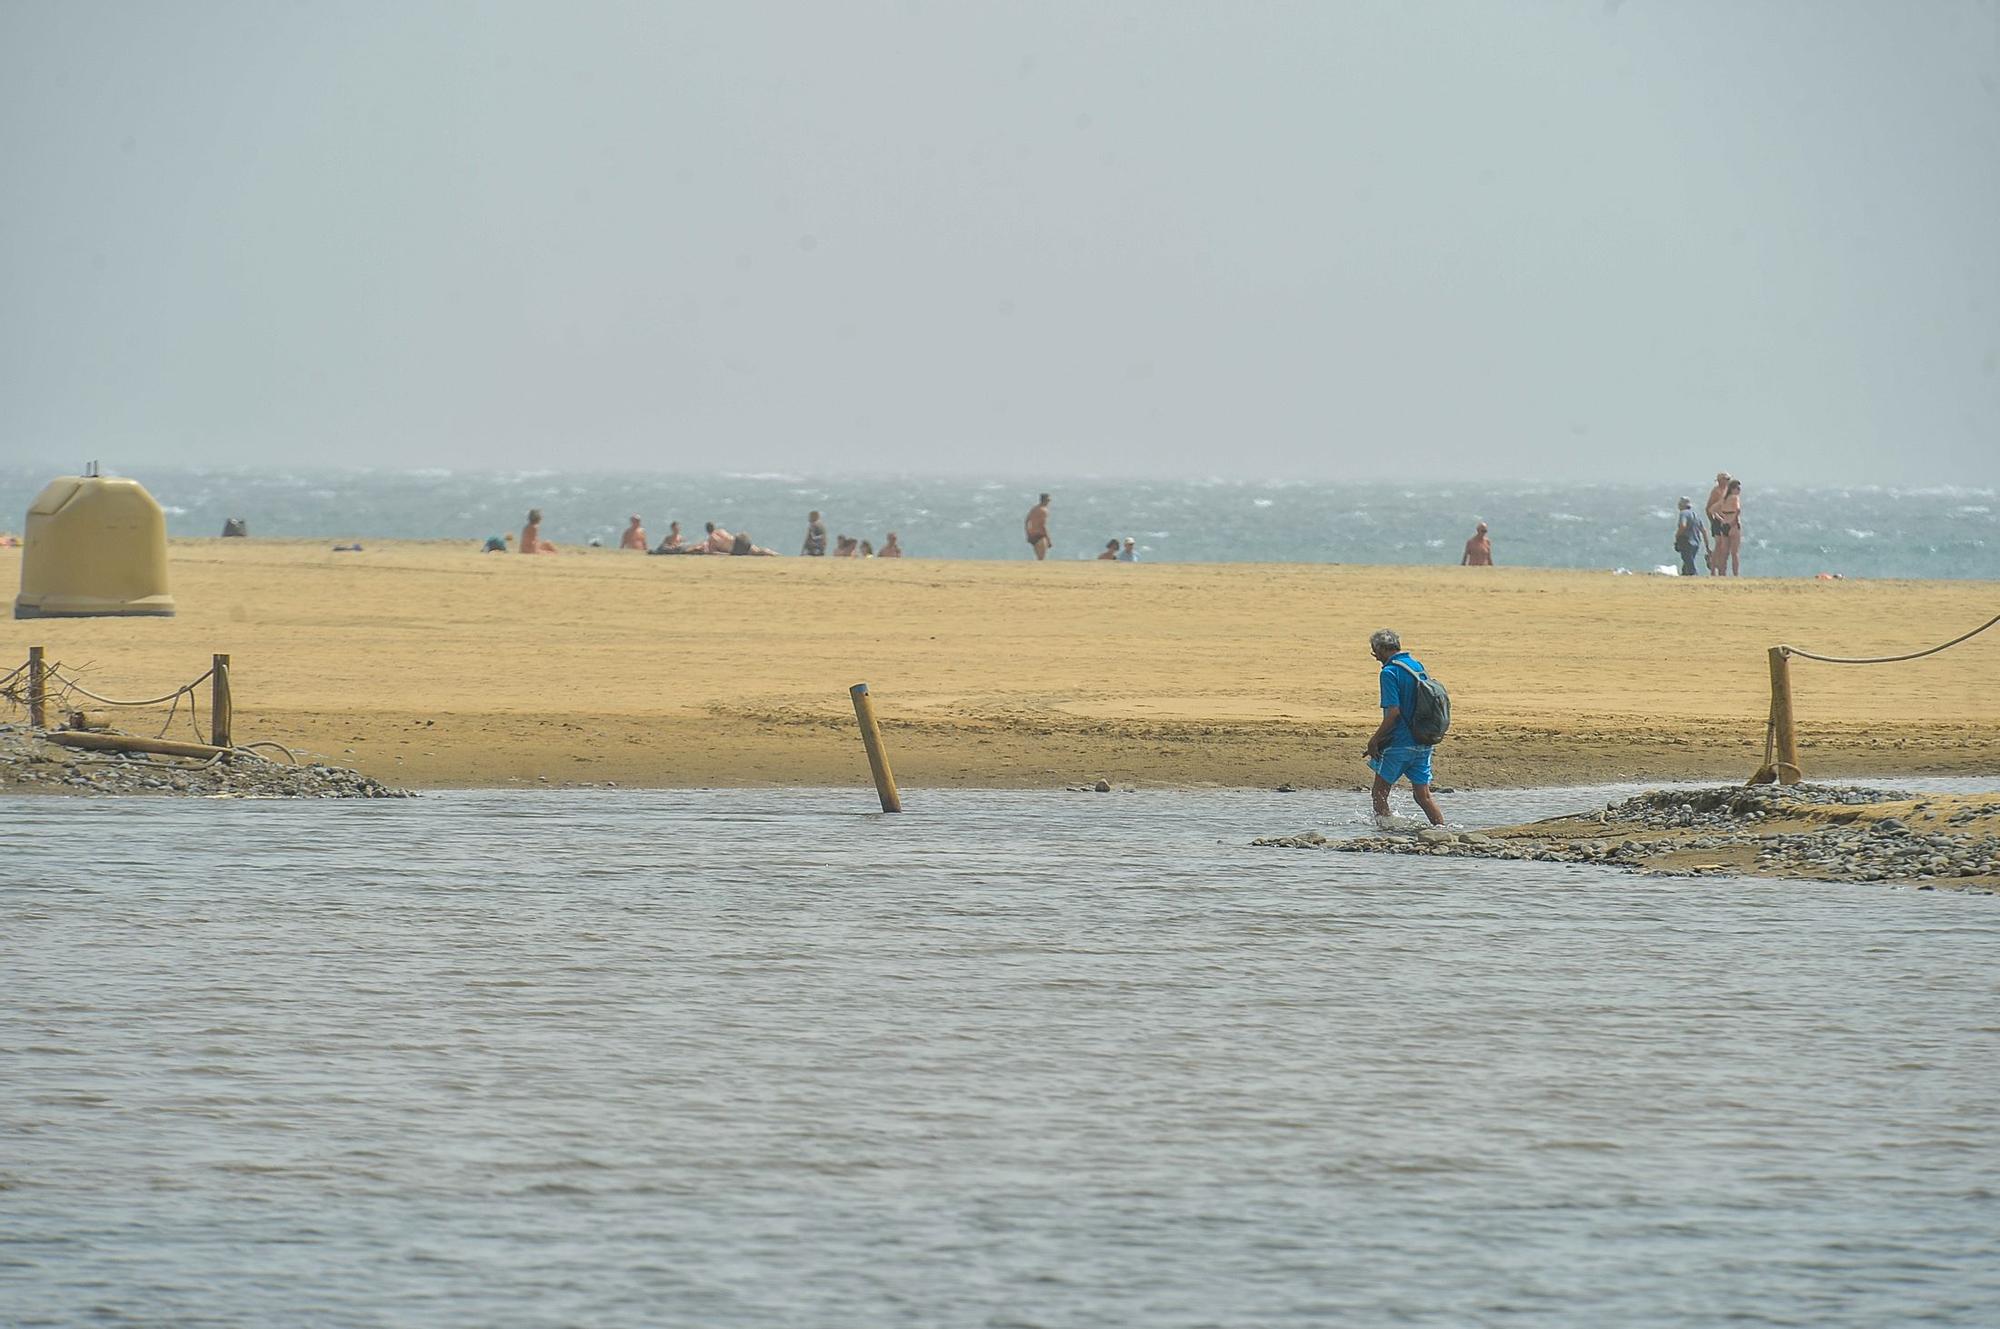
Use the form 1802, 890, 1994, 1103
1364, 628, 1446, 829
619, 515, 648, 551
1715, 479, 1744, 576
802, 511, 827, 557
879, 532, 903, 558
1673, 497, 1707, 576
1704, 472, 1732, 574
1025, 493, 1053, 560
1461, 522, 1493, 566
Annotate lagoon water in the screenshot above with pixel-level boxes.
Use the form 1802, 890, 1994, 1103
4, 784, 1998, 1326
3, 465, 1995, 579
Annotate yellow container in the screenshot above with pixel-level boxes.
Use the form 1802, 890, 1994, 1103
13, 475, 177, 619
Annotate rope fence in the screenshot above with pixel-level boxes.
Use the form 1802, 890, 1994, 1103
1, 649, 235, 752
1752, 608, 1998, 785
1781, 610, 2000, 666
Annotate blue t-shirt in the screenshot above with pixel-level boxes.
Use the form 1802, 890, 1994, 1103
1378, 652, 1426, 749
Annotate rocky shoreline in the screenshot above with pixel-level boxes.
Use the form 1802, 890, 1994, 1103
1256, 784, 2000, 892
0, 723, 413, 798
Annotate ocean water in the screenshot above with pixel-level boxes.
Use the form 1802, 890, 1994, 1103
5, 783, 1998, 1327
3, 465, 1995, 579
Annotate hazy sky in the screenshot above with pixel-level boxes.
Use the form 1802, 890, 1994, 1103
3, 1, 1996, 483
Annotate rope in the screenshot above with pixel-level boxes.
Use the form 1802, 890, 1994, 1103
233, 741, 298, 764
1783, 611, 2000, 666
43, 667, 212, 708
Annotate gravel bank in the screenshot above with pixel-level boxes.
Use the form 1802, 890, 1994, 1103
1255, 783, 2000, 892
1, 724, 413, 798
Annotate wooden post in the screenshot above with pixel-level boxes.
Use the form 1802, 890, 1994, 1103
27, 645, 45, 729
211, 653, 233, 751
849, 683, 902, 812
1768, 645, 1801, 784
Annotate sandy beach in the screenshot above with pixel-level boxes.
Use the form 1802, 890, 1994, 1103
2, 540, 1995, 791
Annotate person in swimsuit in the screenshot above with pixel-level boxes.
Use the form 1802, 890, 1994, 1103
519, 509, 558, 554
833, 534, 858, 557
702, 522, 734, 554
879, 532, 903, 558
1097, 539, 1120, 561
1025, 493, 1052, 560
1461, 522, 1492, 566
651, 521, 685, 553
802, 511, 827, 557
729, 531, 777, 556
619, 515, 648, 550
1716, 479, 1744, 576
1704, 472, 1732, 574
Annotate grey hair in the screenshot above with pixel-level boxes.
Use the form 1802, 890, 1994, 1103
1369, 628, 1401, 653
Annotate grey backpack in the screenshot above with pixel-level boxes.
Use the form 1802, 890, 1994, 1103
1393, 659, 1452, 746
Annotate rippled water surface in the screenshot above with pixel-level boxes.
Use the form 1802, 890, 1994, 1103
4, 786, 1998, 1327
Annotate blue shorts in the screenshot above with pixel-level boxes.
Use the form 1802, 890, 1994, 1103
1369, 745, 1434, 787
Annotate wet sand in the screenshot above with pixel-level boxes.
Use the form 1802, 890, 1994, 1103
3, 540, 1996, 790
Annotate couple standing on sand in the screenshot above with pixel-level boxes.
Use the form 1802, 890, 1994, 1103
1673, 473, 1746, 576
1705, 472, 1745, 576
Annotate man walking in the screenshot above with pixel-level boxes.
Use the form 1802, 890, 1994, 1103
1025, 493, 1053, 560
802, 510, 827, 557
1672, 497, 1707, 577
1364, 628, 1446, 829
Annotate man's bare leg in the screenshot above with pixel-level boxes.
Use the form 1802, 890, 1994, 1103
1370, 776, 1393, 818
1411, 783, 1445, 826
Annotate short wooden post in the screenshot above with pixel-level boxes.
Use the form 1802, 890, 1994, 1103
1767, 646, 1801, 784
849, 683, 902, 812
211, 653, 233, 750
27, 645, 46, 729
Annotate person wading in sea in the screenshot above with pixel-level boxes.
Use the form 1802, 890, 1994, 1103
1363, 628, 1447, 829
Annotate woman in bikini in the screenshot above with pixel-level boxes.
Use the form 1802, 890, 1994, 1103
1716, 479, 1744, 576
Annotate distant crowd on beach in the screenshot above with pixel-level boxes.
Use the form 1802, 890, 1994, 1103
490, 508, 904, 559
1026, 493, 1141, 562
482, 479, 1762, 575
1456, 471, 1751, 577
